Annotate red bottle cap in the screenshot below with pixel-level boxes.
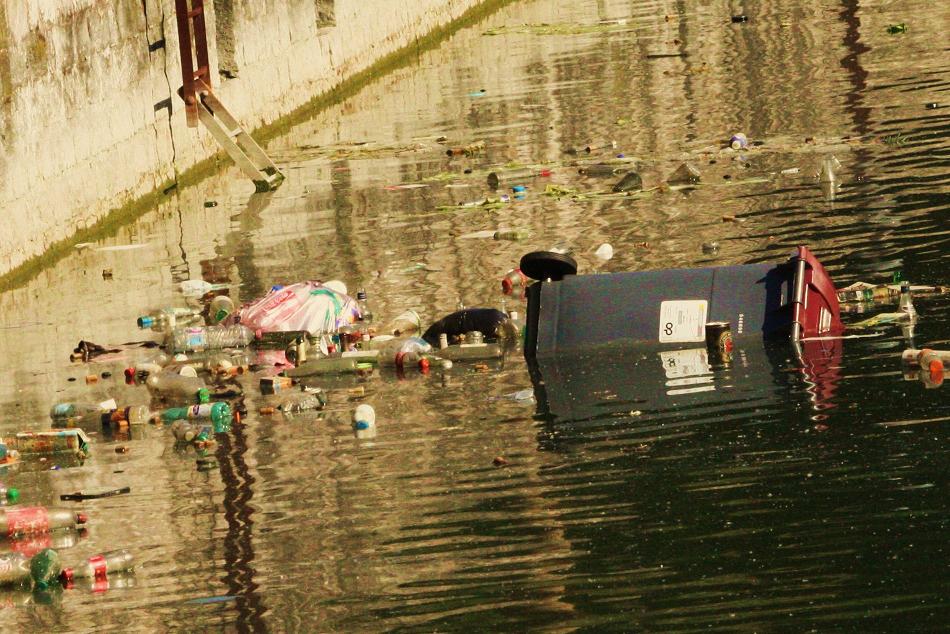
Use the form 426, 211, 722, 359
60, 567, 74, 587
539, 169, 552, 177
76, 512, 88, 525
419, 357, 430, 373
501, 277, 514, 294
928, 359, 944, 385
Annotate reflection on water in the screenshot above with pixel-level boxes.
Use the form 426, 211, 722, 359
1, 0, 949, 630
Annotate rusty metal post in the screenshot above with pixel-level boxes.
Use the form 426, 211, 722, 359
175, 0, 211, 128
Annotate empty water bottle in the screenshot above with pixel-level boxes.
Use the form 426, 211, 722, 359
168, 324, 255, 353
146, 371, 209, 403
356, 287, 373, 323
137, 307, 202, 331
49, 400, 117, 427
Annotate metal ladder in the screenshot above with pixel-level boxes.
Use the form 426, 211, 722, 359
174, 0, 284, 192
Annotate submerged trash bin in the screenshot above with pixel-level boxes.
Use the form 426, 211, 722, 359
523, 245, 843, 360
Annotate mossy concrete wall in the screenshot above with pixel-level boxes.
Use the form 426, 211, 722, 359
0, 0, 490, 277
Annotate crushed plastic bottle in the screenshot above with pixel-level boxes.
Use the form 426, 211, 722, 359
278, 389, 328, 414
500, 268, 529, 297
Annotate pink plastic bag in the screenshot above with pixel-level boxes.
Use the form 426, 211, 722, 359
239, 282, 360, 335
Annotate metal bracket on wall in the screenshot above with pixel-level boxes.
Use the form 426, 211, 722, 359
174, 0, 284, 192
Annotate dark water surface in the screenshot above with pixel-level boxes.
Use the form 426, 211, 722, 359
2, 0, 949, 630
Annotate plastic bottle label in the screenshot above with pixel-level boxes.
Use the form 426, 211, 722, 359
185, 328, 207, 349
88, 554, 108, 580
188, 404, 214, 419
5, 507, 50, 536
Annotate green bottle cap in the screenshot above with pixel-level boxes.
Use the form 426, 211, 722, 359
197, 388, 211, 404
6, 487, 19, 503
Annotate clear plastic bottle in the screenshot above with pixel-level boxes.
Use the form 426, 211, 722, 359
374, 337, 432, 368
146, 371, 209, 403
386, 310, 422, 337
137, 307, 202, 331
278, 389, 328, 414
60, 549, 134, 585
284, 355, 364, 377
433, 342, 505, 362
168, 324, 255, 353
0, 507, 88, 537
356, 287, 373, 323
170, 420, 212, 443
898, 282, 917, 321
0, 548, 62, 588
49, 400, 117, 427
500, 268, 529, 297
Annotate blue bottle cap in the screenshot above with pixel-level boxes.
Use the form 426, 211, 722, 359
355, 421, 370, 430
511, 185, 527, 193
270, 285, 284, 292
137, 316, 154, 328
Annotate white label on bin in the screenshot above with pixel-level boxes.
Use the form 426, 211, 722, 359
659, 349, 711, 379
658, 300, 708, 343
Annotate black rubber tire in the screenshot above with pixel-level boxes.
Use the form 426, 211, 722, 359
519, 251, 578, 281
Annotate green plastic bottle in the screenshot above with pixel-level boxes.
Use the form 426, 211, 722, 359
29, 548, 62, 589
158, 402, 232, 434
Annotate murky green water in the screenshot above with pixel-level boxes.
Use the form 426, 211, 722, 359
2, 0, 949, 630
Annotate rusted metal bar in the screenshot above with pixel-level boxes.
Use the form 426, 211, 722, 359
174, 0, 211, 128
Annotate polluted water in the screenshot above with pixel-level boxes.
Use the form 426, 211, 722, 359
0, 0, 948, 631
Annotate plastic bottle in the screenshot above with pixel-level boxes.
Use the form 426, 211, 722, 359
170, 420, 212, 443
898, 282, 917, 321
146, 371, 210, 403
278, 389, 328, 414
493, 229, 528, 241
386, 310, 422, 336
1, 507, 88, 537
156, 402, 232, 434
434, 342, 505, 362
137, 307, 201, 331
594, 243, 614, 261
3, 429, 90, 457
209, 295, 235, 324
49, 400, 117, 427
284, 354, 366, 377
730, 133, 748, 150
168, 324, 255, 353
0, 484, 19, 505
60, 549, 134, 585
0, 548, 62, 588
500, 268, 529, 297
353, 404, 377, 439
486, 168, 551, 189
374, 337, 432, 368
356, 287, 373, 323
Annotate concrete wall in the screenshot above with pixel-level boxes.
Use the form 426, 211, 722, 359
0, 0, 492, 276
